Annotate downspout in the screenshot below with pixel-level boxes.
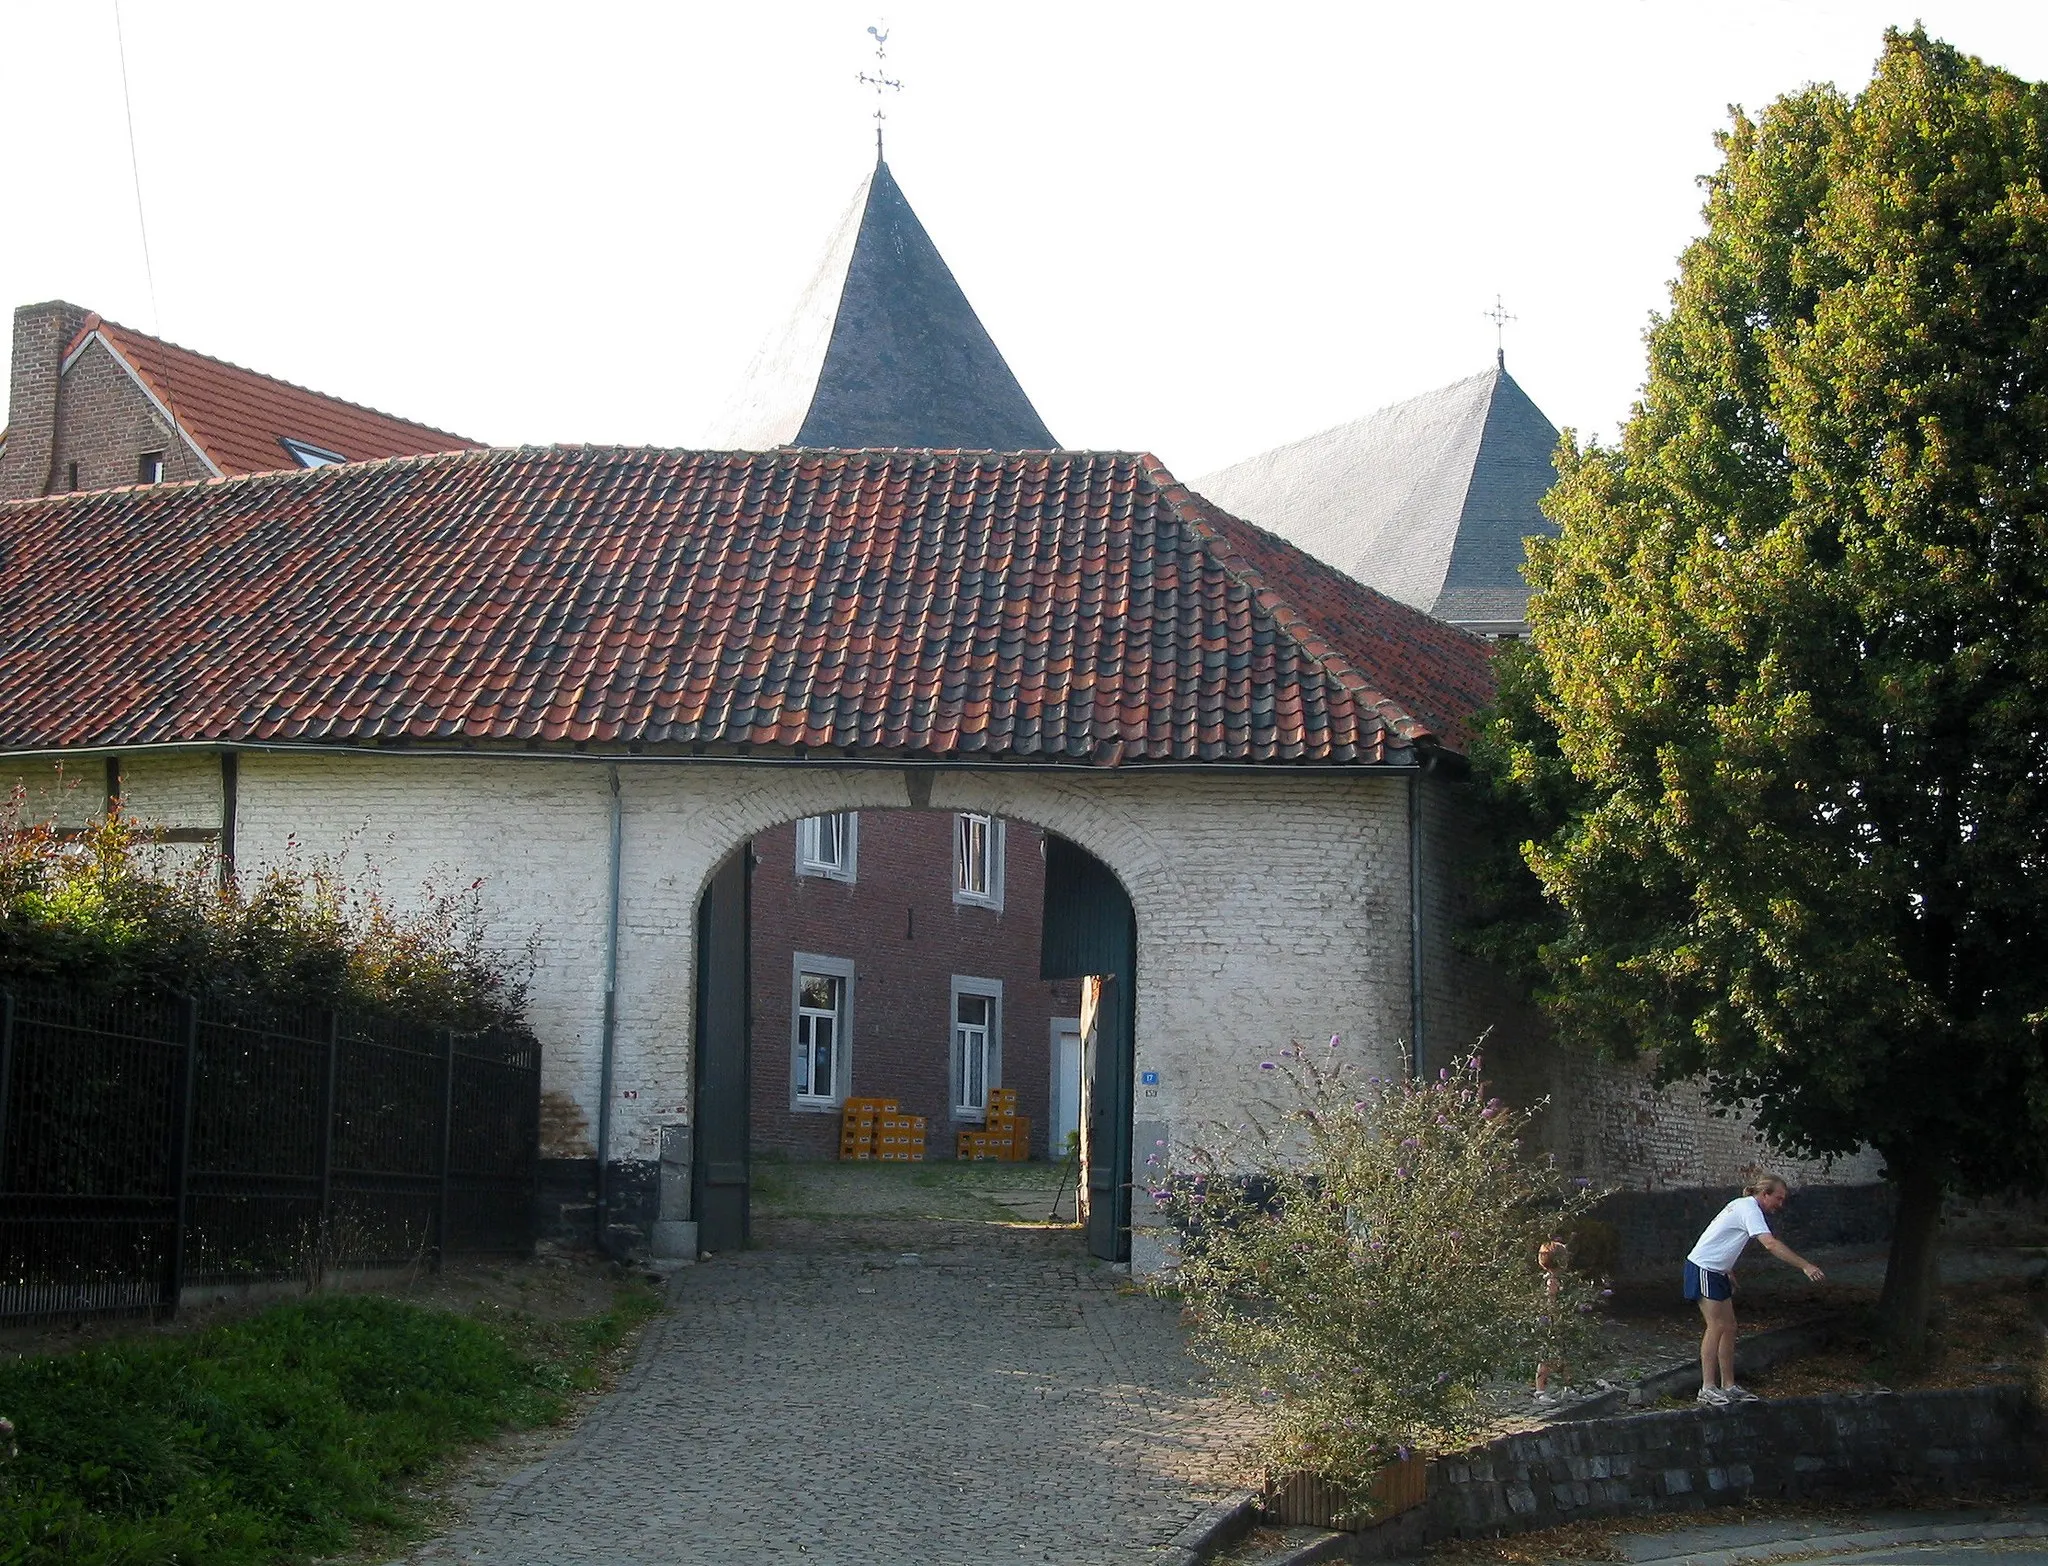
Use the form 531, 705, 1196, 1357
594, 764, 624, 1251
1407, 751, 1436, 1079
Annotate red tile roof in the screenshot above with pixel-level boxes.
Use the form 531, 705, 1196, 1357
0, 447, 1495, 764
69, 314, 478, 476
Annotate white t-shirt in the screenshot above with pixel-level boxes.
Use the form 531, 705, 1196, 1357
1687, 1195, 1773, 1273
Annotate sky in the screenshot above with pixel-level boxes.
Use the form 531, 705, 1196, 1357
4, 2, 2046, 480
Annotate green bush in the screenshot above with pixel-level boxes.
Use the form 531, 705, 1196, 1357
1155, 1044, 1604, 1489
0, 1295, 581, 1564
2, 776, 526, 1031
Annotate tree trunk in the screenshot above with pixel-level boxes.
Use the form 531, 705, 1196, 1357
1875, 1160, 1943, 1367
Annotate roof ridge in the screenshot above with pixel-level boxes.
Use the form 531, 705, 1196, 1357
84, 315, 478, 445
1147, 455, 1447, 750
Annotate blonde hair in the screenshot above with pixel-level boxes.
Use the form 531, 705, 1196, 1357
1538, 1240, 1569, 1270
1744, 1174, 1789, 1198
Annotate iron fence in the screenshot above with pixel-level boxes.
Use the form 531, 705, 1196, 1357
0, 980, 540, 1323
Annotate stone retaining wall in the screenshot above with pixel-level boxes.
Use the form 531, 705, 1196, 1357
1345, 1386, 2042, 1559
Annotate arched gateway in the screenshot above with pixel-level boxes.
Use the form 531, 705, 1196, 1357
0, 444, 1507, 1271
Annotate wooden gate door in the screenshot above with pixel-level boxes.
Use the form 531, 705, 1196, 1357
1040, 834, 1135, 1263
692, 847, 750, 1253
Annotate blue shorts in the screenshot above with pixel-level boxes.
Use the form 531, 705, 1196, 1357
1684, 1261, 1732, 1302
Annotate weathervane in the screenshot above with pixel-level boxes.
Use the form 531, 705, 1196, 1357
857, 23, 903, 161
1484, 295, 1517, 368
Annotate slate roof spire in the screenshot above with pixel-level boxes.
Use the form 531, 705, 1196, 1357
1192, 364, 1562, 637
706, 161, 1057, 451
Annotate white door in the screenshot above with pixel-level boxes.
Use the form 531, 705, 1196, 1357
1050, 1019, 1083, 1156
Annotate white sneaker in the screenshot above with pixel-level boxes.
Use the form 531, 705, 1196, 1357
1696, 1385, 1731, 1407
1724, 1384, 1763, 1402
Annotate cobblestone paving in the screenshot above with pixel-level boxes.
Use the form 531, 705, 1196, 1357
401, 1213, 1256, 1565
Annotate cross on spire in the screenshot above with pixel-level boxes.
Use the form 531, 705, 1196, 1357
1484, 295, 1517, 368
857, 23, 903, 162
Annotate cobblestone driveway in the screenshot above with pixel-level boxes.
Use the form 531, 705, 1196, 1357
404, 1199, 1255, 1565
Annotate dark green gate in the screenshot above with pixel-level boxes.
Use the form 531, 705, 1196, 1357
691, 848, 751, 1254
1039, 834, 1136, 1263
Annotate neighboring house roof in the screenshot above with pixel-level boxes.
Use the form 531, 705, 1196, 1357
0, 447, 1494, 764
1192, 363, 1561, 632
61, 313, 480, 476
705, 160, 1057, 451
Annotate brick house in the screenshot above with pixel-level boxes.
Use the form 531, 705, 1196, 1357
0, 299, 476, 501
749, 813, 1083, 1163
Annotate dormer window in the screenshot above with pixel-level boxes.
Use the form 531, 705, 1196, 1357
282, 438, 346, 469
138, 451, 165, 484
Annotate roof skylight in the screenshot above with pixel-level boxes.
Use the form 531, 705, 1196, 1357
282, 438, 347, 469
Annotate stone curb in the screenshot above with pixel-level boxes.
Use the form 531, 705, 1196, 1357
1539, 1315, 1841, 1423
1618, 1517, 2048, 1566
1161, 1490, 1261, 1563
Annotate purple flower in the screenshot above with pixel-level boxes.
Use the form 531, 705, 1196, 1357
1448, 1230, 1462, 1240
1329, 1034, 1341, 1050
1397, 1444, 1411, 1461
1259, 1062, 1276, 1071
1401, 1138, 1420, 1149
1396, 1167, 1409, 1179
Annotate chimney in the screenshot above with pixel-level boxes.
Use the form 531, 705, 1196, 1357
0, 301, 90, 502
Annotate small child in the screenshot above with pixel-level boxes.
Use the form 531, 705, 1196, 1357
1534, 1239, 1569, 1397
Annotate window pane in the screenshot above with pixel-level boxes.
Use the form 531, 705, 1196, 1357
800, 973, 838, 1011
957, 993, 989, 1027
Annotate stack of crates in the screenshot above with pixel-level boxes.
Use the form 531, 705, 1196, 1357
840, 1096, 895, 1160
957, 1088, 1032, 1161
875, 1109, 927, 1162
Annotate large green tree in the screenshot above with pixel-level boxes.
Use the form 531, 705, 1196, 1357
1489, 28, 2048, 1360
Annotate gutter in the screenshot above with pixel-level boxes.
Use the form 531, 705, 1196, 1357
0, 738, 1444, 775
593, 763, 624, 1251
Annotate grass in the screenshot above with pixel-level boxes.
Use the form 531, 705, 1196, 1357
0, 1283, 662, 1565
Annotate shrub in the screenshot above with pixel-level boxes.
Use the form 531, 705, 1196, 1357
2, 779, 527, 1031
1154, 1043, 1605, 1490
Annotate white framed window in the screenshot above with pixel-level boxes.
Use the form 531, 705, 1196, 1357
796, 812, 858, 882
953, 813, 1004, 909
791, 954, 855, 1110
950, 975, 1002, 1120
138, 450, 165, 485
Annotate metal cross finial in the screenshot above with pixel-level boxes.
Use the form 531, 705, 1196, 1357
1484, 295, 1517, 368
857, 23, 903, 162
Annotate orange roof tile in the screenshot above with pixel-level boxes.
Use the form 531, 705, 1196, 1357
0, 447, 1496, 765
69, 314, 479, 476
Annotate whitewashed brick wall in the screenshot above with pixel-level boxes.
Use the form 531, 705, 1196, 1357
6, 746, 1883, 1209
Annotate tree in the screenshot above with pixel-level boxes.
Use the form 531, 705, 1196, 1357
1489, 29, 2048, 1362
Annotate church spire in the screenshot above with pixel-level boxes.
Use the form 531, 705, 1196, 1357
705, 160, 1058, 451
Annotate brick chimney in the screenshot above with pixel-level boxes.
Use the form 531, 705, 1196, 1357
0, 301, 91, 502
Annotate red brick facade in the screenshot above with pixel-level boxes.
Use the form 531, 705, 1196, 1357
1, 299, 474, 503
748, 810, 1082, 1161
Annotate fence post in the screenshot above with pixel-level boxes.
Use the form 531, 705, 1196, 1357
0, 990, 15, 1185
315, 1010, 339, 1285
164, 995, 201, 1319
435, 1027, 455, 1272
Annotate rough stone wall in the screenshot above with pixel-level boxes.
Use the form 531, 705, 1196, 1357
1387, 1387, 2044, 1555
48, 337, 212, 492
748, 810, 1081, 1161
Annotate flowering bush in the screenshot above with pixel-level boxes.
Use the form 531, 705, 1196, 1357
2, 785, 527, 1031
1155, 1042, 1604, 1490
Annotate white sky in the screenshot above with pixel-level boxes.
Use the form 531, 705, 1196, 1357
4, 2, 2045, 478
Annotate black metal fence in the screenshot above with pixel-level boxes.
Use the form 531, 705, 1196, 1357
0, 980, 540, 1322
